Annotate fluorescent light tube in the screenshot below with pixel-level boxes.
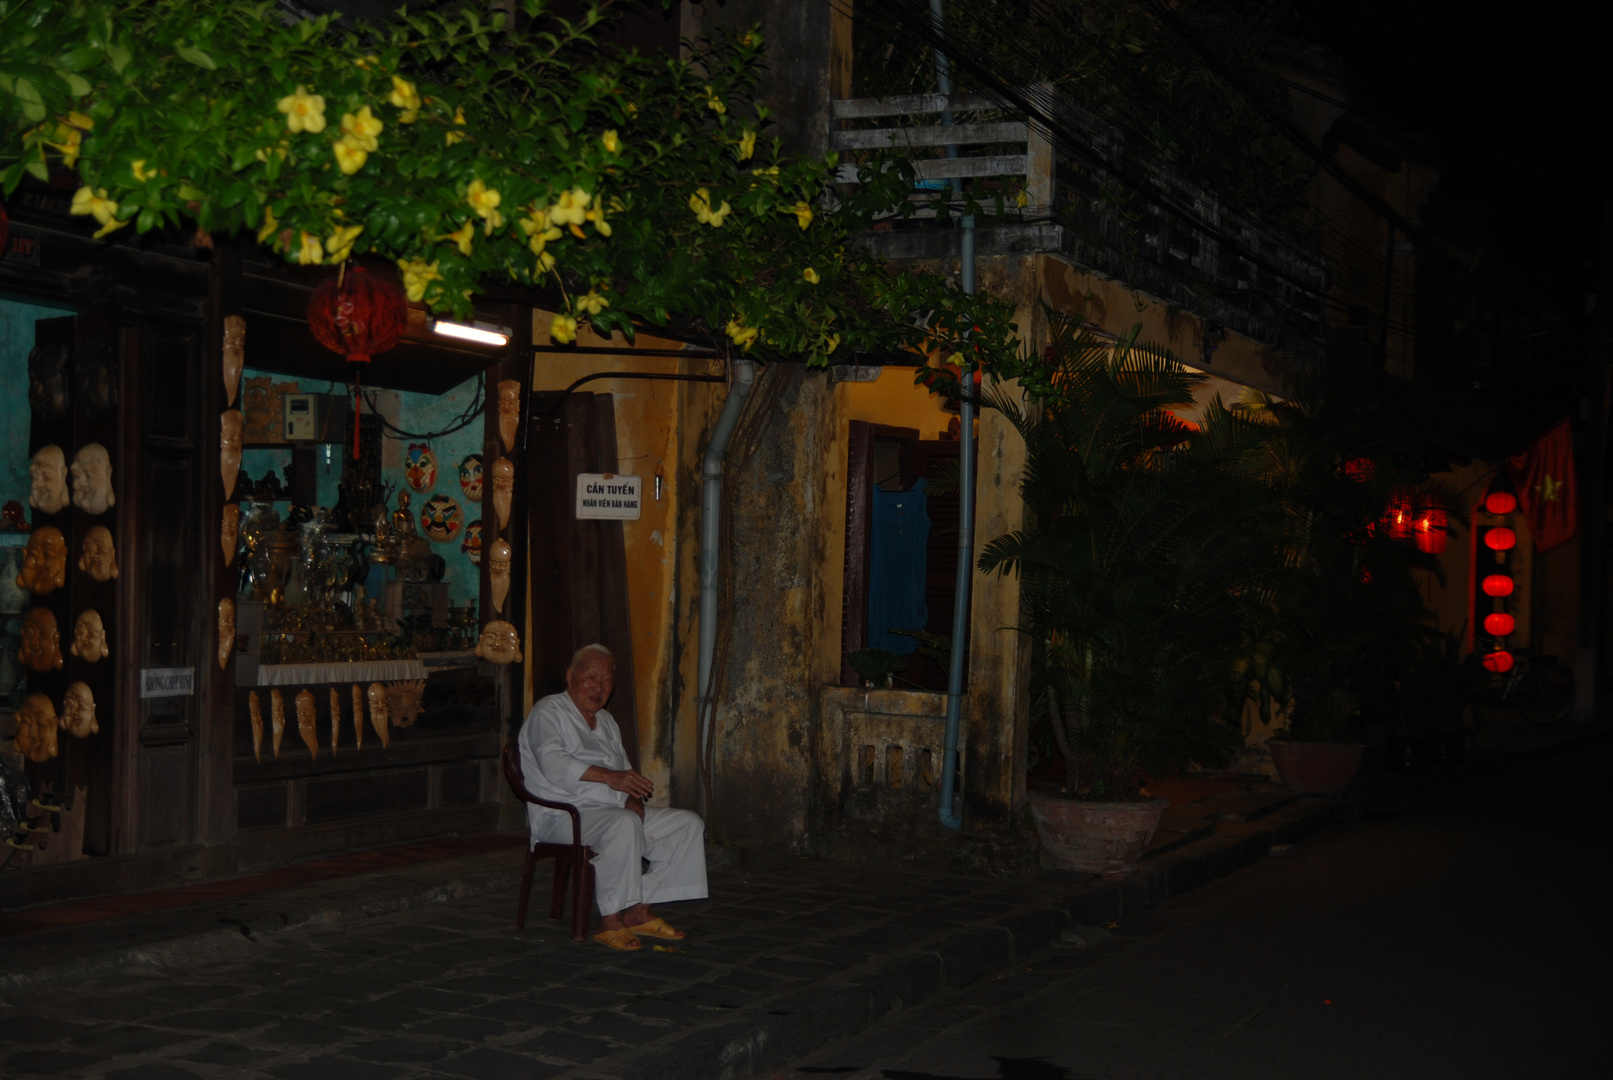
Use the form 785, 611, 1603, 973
431, 320, 510, 347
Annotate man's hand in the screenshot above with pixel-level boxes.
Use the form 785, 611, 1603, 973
626, 795, 645, 819
580, 765, 653, 800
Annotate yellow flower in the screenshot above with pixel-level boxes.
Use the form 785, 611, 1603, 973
69, 186, 128, 238
333, 137, 368, 175
64, 111, 94, 130
397, 258, 441, 302
443, 220, 475, 257
802, 267, 820, 284
354, 55, 379, 70
825, 332, 842, 355
295, 230, 324, 265
601, 129, 620, 154
467, 179, 504, 233
579, 289, 609, 316
521, 207, 563, 256
1015, 188, 1029, 209
737, 129, 756, 161
254, 141, 290, 163
277, 86, 327, 134
584, 200, 611, 238
550, 187, 592, 227
792, 201, 813, 230
256, 205, 279, 244
445, 106, 467, 146
535, 251, 556, 273
325, 224, 364, 264
550, 313, 578, 344
389, 76, 422, 123
340, 105, 383, 152
740, 31, 762, 47
689, 188, 731, 227
47, 124, 83, 167
725, 317, 759, 350
131, 159, 158, 182
705, 86, 726, 114
625, 102, 639, 118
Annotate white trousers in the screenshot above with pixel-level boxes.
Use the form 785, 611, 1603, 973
536, 805, 708, 916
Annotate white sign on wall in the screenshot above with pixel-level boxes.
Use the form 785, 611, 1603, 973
576, 473, 642, 521
140, 668, 195, 699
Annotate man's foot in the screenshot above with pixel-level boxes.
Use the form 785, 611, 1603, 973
593, 928, 641, 951
627, 916, 685, 940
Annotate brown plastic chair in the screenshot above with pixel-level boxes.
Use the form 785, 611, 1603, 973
501, 740, 596, 941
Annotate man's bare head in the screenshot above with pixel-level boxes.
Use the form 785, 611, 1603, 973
565, 644, 616, 718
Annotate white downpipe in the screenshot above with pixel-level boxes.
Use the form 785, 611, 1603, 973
695, 359, 756, 793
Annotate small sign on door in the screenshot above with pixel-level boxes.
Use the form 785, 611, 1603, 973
140, 667, 195, 699
576, 473, 642, 521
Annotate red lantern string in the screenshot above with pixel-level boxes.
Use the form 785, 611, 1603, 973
1481, 574, 1514, 598
1482, 650, 1515, 674
1483, 612, 1516, 637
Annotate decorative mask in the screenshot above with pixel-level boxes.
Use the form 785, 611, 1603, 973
497, 379, 522, 451
221, 504, 240, 566
458, 454, 484, 502
17, 526, 67, 595
19, 608, 63, 673
329, 688, 342, 756
249, 691, 263, 763
270, 688, 286, 759
476, 619, 521, 665
69, 442, 116, 515
420, 494, 463, 543
352, 684, 366, 749
62, 681, 99, 738
385, 679, 426, 728
404, 442, 437, 492
222, 315, 246, 406
367, 683, 391, 747
221, 410, 244, 499
296, 688, 319, 759
28, 445, 70, 515
461, 519, 483, 566
490, 457, 514, 531
70, 610, 110, 663
27, 339, 70, 422
15, 693, 59, 762
218, 597, 235, 670
78, 524, 120, 582
72, 337, 118, 420
488, 538, 512, 613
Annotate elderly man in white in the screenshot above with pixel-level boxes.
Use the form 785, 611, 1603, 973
519, 643, 707, 950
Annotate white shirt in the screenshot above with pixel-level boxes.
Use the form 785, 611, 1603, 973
517, 691, 629, 837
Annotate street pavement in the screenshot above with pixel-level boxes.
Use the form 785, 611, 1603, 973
759, 736, 1613, 1080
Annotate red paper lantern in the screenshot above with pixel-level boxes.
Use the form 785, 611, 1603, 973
1482, 650, 1514, 674
307, 266, 408, 458
1483, 612, 1516, 637
1481, 574, 1514, 597
1484, 491, 1517, 515
308, 266, 407, 365
1414, 508, 1447, 554
1484, 527, 1517, 551
1383, 490, 1416, 541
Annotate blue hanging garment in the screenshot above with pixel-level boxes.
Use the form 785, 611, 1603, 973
868, 478, 930, 654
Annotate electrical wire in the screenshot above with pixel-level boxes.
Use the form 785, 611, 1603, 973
358, 373, 486, 441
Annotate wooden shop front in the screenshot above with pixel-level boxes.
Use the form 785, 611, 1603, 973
1, 183, 530, 908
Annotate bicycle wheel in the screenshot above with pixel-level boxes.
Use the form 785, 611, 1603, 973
1509, 662, 1577, 725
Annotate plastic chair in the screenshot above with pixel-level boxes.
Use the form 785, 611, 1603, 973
501, 740, 596, 941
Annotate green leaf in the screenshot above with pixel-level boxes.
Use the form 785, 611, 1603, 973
57, 46, 103, 72
63, 71, 90, 96
104, 41, 131, 74
13, 75, 46, 120
24, 158, 47, 181
175, 44, 216, 70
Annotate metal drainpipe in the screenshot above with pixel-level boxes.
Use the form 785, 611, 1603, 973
696, 358, 756, 800
933, 0, 974, 831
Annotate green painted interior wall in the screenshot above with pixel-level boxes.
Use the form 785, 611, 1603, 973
1, 294, 80, 517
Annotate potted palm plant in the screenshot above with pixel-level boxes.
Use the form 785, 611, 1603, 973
980, 317, 1263, 876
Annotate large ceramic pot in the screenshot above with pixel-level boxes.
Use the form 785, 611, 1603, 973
1268, 739, 1367, 793
1026, 793, 1169, 877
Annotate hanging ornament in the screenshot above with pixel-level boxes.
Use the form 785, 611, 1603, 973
307, 265, 408, 459
1483, 612, 1516, 637
1484, 491, 1518, 516
1413, 506, 1447, 555
1481, 574, 1514, 598
1482, 650, 1515, 674
1484, 527, 1517, 551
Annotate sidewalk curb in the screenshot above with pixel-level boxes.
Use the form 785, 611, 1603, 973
609, 796, 1347, 1080
0, 849, 524, 994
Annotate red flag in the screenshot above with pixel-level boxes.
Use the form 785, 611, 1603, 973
1507, 419, 1578, 552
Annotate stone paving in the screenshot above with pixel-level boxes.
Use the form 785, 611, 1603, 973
0, 861, 1062, 1080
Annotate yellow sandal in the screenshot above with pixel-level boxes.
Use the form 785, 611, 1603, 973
627, 917, 686, 940
592, 928, 642, 951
